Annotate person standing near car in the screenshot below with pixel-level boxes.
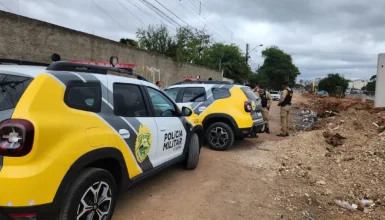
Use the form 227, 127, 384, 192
257, 85, 272, 133
277, 82, 293, 137
156, 81, 162, 88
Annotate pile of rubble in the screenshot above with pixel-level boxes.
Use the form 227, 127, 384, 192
271, 96, 385, 219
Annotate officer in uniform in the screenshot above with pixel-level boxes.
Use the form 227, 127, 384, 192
256, 85, 272, 133
277, 82, 293, 137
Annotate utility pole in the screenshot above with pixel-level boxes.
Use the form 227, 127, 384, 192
219, 58, 222, 71
246, 43, 250, 65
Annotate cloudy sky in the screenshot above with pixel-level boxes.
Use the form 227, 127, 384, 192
1, 0, 383, 80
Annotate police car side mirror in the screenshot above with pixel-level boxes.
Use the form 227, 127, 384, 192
181, 106, 192, 117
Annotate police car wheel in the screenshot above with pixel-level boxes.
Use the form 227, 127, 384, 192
58, 168, 117, 220
184, 133, 200, 170
206, 122, 234, 151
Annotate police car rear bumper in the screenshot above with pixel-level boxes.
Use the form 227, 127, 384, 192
239, 119, 265, 136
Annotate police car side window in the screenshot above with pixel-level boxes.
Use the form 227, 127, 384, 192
146, 87, 177, 117
182, 87, 206, 102
113, 83, 148, 117
212, 88, 230, 100
64, 81, 102, 113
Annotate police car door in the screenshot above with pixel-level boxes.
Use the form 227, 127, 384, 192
106, 75, 159, 174
144, 85, 186, 166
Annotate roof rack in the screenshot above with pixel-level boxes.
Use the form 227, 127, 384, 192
46, 54, 149, 82
172, 80, 232, 85
0, 54, 149, 82
46, 61, 149, 82
0, 59, 50, 67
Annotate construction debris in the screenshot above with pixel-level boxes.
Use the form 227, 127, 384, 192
259, 95, 385, 219
323, 131, 347, 146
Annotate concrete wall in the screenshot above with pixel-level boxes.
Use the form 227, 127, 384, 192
345, 94, 375, 101
0, 11, 221, 87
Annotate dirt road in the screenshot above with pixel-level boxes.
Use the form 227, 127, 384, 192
112, 94, 308, 220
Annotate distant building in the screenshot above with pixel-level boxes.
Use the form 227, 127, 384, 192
298, 79, 312, 86
348, 79, 368, 89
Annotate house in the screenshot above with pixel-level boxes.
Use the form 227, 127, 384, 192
348, 79, 368, 89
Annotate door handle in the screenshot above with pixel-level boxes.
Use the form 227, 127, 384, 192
119, 129, 130, 139
160, 127, 166, 132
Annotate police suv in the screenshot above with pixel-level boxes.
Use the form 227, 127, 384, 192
165, 80, 265, 151
0, 56, 203, 220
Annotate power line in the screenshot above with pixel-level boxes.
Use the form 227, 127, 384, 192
183, 0, 229, 41
116, 0, 144, 27
0, 0, 14, 13
154, 0, 191, 28
90, 0, 129, 31
139, 0, 182, 29
125, 0, 159, 24
189, 0, 247, 45
172, 0, 225, 42
127, 0, 175, 30
188, 0, 233, 34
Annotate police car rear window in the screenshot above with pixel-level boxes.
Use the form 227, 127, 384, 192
0, 73, 33, 111
240, 87, 258, 100
64, 81, 102, 113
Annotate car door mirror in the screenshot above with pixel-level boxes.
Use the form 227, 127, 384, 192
181, 106, 193, 117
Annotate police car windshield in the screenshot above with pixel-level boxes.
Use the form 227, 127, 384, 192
0, 73, 33, 111
270, 91, 279, 94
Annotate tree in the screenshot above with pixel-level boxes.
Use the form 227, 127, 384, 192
135, 25, 252, 83
366, 75, 376, 92
135, 25, 211, 63
318, 73, 349, 96
119, 38, 138, 47
136, 24, 177, 57
174, 27, 211, 63
200, 43, 252, 83
257, 46, 300, 90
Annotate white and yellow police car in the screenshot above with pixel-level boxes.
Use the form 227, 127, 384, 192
0, 56, 203, 220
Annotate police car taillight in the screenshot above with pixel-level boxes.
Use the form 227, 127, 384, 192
8, 212, 37, 220
244, 101, 252, 112
0, 119, 34, 157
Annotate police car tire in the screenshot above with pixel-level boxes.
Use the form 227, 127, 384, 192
58, 168, 117, 220
184, 133, 200, 170
206, 122, 234, 151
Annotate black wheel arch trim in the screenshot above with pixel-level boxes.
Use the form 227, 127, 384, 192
202, 113, 242, 135
182, 125, 204, 156
54, 147, 129, 203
